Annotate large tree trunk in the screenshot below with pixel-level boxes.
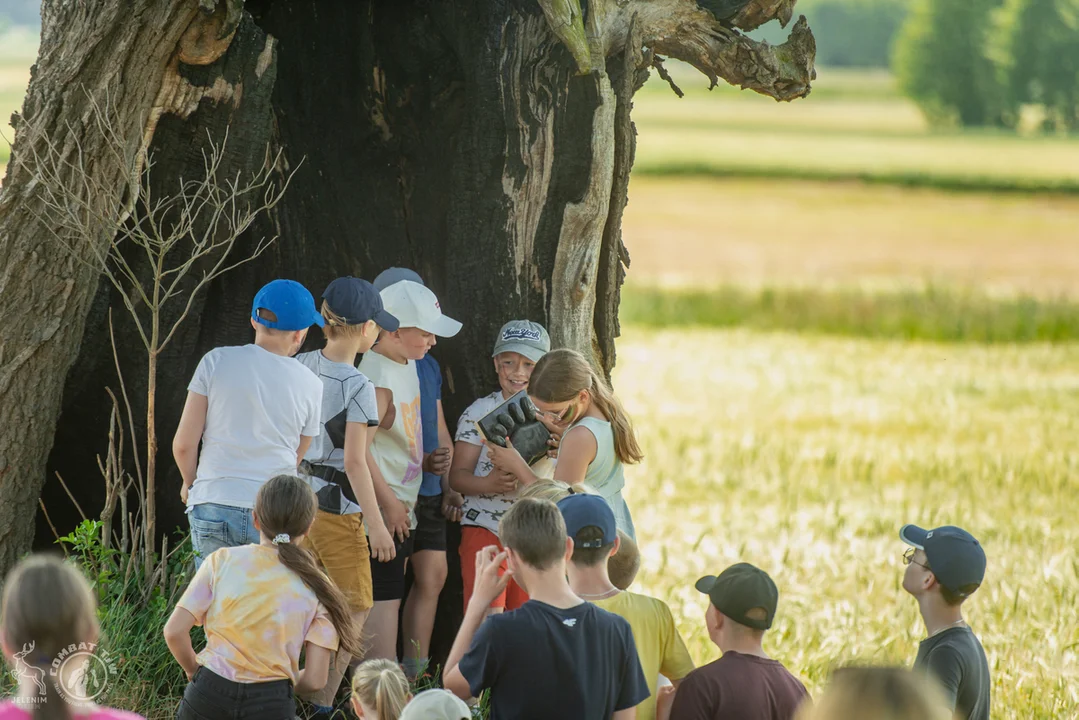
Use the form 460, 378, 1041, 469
0, 0, 814, 653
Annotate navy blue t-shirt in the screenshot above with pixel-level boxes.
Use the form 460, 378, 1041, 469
417, 354, 443, 496
459, 599, 649, 720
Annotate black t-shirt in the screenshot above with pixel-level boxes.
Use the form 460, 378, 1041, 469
913, 626, 991, 720
669, 651, 809, 720
459, 599, 650, 720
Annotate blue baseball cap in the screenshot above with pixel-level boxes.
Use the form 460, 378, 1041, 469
557, 494, 617, 548
251, 279, 324, 331
901, 524, 986, 597
373, 267, 424, 291
322, 277, 399, 331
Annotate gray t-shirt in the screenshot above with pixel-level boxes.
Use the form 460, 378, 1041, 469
296, 350, 378, 515
914, 626, 990, 720
186, 344, 322, 511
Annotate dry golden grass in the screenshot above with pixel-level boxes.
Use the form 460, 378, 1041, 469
623, 176, 1079, 298
616, 326, 1079, 719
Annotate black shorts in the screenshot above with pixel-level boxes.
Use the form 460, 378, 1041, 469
412, 494, 447, 553
369, 532, 414, 602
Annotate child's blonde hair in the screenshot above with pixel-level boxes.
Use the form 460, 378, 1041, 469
528, 349, 643, 465
795, 666, 952, 720
518, 480, 641, 589
2, 555, 98, 720
320, 300, 371, 342
351, 658, 411, 720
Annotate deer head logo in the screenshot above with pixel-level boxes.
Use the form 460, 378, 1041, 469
11, 642, 47, 696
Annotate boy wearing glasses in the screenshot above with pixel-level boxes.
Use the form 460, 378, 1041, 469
449, 320, 551, 614
900, 523, 990, 720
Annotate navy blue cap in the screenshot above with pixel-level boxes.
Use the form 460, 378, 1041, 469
373, 267, 424, 292
557, 494, 617, 548
252, 279, 324, 331
322, 277, 399, 331
901, 524, 986, 597
695, 563, 778, 630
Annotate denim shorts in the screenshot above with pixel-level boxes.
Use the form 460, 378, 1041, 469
188, 503, 258, 570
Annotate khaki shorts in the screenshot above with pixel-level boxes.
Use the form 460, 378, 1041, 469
303, 510, 374, 613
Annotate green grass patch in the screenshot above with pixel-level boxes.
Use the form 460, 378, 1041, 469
632, 162, 1079, 195
621, 284, 1079, 342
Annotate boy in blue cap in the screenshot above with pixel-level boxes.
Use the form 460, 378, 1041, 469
901, 523, 990, 720
173, 279, 325, 569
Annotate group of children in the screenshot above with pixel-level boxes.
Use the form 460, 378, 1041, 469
0, 270, 992, 720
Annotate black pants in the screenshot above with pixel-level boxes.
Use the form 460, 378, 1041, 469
176, 666, 297, 720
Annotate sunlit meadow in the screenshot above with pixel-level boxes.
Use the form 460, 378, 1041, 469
616, 327, 1079, 718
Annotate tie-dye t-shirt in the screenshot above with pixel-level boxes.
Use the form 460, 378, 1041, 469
177, 544, 339, 684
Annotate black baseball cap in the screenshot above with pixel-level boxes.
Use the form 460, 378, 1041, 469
695, 562, 778, 631
900, 524, 986, 597
322, 277, 399, 330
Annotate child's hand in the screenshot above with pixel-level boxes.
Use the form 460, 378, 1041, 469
368, 522, 397, 563
656, 685, 677, 720
486, 470, 519, 495
484, 438, 529, 477
441, 490, 464, 522
423, 447, 453, 475
180, 484, 190, 504
382, 499, 411, 542
471, 545, 511, 609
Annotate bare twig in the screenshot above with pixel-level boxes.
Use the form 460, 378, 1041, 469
652, 55, 684, 98
38, 500, 63, 549
54, 472, 87, 522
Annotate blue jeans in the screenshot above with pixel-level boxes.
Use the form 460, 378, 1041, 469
188, 503, 258, 570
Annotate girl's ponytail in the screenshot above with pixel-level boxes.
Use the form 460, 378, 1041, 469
352, 659, 410, 720
255, 476, 362, 657
2, 555, 99, 720
529, 348, 643, 465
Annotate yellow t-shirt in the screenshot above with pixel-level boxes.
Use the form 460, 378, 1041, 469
178, 544, 339, 683
594, 591, 695, 720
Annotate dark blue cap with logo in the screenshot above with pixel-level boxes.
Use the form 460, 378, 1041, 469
557, 494, 617, 548
373, 267, 424, 291
901, 524, 986, 597
323, 277, 399, 331
251, 279, 325, 331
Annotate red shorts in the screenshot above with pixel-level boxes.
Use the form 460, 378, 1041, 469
459, 526, 529, 611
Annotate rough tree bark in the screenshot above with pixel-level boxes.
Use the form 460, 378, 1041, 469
0, 0, 814, 621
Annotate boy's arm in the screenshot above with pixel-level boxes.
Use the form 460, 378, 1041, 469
344, 422, 395, 561
173, 391, 208, 503
296, 436, 313, 468
449, 442, 518, 496
368, 386, 411, 540
162, 607, 200, 679
613, 710, 638, 720
444, 545, 513, 700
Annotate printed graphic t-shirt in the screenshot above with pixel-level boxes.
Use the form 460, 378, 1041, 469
0, 702, 144, 720
358, 350, 423, 528
186, 344, 322, 510
459, 600, 649, 720
455, 391, 515, 533
177, 544, 339, 684
417, 354, 444, 497
593, 591, 696, 720
295, 350, 379, 515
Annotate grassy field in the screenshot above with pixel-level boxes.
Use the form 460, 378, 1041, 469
616, 326, 1079, 718
634, 64, 1079, 192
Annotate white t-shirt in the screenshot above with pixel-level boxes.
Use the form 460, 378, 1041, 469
455, 390, 517, 534
358, 349, 423, 528
295, 350, 379, 515
186, 344, 322, 510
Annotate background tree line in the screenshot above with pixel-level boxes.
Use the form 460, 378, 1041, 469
752, 0, 1079, 131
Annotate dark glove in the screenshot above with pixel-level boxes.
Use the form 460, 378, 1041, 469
486, 394, 551, 466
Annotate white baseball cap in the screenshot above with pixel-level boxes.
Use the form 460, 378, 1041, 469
399, 689, 471, 720
379, 280, 462, 337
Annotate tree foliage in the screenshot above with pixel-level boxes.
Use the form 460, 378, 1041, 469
894, 0, 1007, 127
998, 0, 1079, 131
